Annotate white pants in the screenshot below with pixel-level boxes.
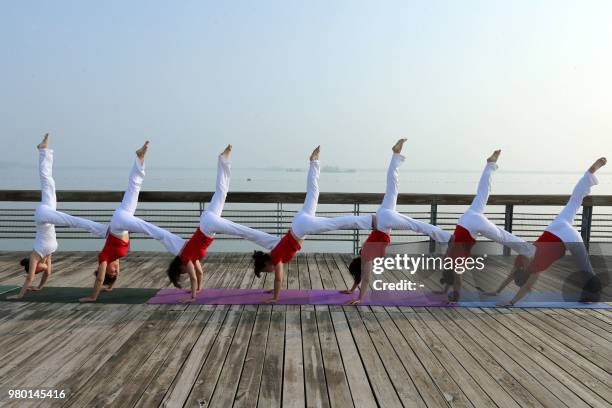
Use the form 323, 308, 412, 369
111, 210, 185, 255
377, 153, 452, 243
110, 156, 185, 255
291, 160, 372, 239
33, 149, 108, 257
458, 162, 534, 257
545, 171, 598, 275
199, 155, 280, 250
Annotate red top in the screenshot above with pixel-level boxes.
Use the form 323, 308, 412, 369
514, 230, 565, 274
180, 228, 214, 264
361, 229, 391, 261
271, 231, 302, 265
98, 234, 130, 263
446, 224, 476, 258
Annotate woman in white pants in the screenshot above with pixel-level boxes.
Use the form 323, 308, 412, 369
252, 146, 375, 303
343, 139, 453, 304
483, 158, 607, 306
8, 134, 108, 300
436, 150, 536, 302
80, 141, 186, 302
166, 144, 281, 303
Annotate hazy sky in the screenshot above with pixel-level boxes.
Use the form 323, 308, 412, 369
1, 0, 611, 173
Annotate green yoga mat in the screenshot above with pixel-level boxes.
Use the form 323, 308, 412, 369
0, 285, 19, 295
0, 286, 160, 304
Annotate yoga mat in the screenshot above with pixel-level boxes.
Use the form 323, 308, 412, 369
148, 288, 310, 305
0, 285, 19, 295
147, 288, 611, 309
0, 286, 160, 304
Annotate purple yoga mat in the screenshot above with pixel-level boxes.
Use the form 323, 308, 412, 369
148, 288, 310, 305
147, 288, 611, 308
148, 288, 458, 306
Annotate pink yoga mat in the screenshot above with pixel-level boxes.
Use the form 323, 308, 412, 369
147, 288, 611, 308
148, 288, 463, 306
148, 288, 310, 305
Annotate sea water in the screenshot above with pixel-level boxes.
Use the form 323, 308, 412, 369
1, 165, 611, 252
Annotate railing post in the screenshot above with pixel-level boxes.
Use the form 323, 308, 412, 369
353, 203, 360, 255
503, 204, 513, 256
429, 203, 437, 253
276, 202, 282, 236
581, 205, 593, 251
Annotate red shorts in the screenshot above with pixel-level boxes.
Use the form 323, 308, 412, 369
446, 224, 476, 259
98, 234, 130, 263
271, 231, 302, 265
180, 228, 214, 264
515, 230, 565, 274
360, 230, 391, 262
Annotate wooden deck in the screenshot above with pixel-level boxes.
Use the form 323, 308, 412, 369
0, 250, 611, 408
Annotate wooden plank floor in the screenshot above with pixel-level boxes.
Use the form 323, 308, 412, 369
0, 250, 611, 408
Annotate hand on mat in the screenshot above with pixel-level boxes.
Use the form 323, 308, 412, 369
264, 297, 278, 304
339, 290, 354, 294
264, 289, 274, 294
6, 294, 23, 300
102, 287, 113, 292
432, 290, 447, 295
27, 287, 41, 291
496, 300, 514, 307
180, 296, 196, 304
346, 298, 361, 305
79, 296, 97, 303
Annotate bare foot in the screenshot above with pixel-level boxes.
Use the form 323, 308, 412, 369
392, 138, 407, 154
310, 145, 321, 161
136, 141, 150, 159
37, 133, 49, 149
589, 157, 607, 174
487, 149, 501, 163
222, 144, 232, 159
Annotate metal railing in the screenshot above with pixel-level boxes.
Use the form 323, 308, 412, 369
1, 190, 612, 254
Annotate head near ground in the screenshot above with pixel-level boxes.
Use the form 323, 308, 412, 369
20, 254, 48, 274
252, 251, 274, 278
97, 260, 120, 286
19, 258, 30, 273
513, 264, 530, 287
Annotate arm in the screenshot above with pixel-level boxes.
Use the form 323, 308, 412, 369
448, 273, 462, 303
265, 263, 284, 303
181, 262, 198, 303
498, 273, 539, 306
194, 260, 204, 291
36, 257, 52, 290
80, 262, 107, 302
7, 256, 38, 300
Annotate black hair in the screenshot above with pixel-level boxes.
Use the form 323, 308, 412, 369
167, 256, 183, 288
20, 258, 29, 273
513, 266, 530, 287
580, 275, 602, 303
93, 269, 117, 287
252, 251, 272, 278
348, 257, 361, 285
440, 267, 455, 286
